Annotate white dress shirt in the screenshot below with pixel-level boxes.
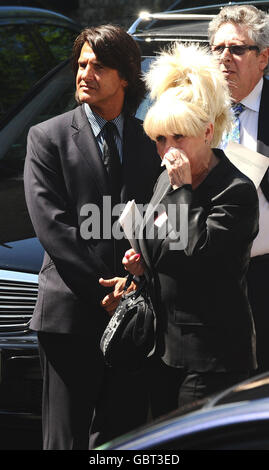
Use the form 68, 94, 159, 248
239, 78, 269, 257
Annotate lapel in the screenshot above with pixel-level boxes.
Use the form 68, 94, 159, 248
121, 116, 141, 202
139, 170, 171, 271
143, 170, 171, 226
257, 78, 269, 202
257, 78, 269, 157
121, 115, 161, 203
71, 105, 109, 195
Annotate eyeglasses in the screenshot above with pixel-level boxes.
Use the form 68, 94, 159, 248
211, 45, 260, 56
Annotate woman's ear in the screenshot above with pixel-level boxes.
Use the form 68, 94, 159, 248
205, 122, 214, 145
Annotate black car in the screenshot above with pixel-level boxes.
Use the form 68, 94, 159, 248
97, 372, 269, 450
0, 5, 81, 449
1, 1, 269, 450
129, 1, 269, 53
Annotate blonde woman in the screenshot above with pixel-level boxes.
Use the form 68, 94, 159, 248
122, 43, 259, 417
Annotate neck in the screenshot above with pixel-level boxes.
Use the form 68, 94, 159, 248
92, 107, 123, 121
92, 107, 122, 121
230, 76, 263, 103
192, 150, 219, 189
90, 96, 125, 121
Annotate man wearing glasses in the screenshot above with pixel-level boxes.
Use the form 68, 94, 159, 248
208, 5, 269, 374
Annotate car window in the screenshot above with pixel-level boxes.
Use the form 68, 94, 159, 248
0, 62, 77, 245
0, 24, 77, 122
0, 62, 76, 177
135, 57, 155, 121
0, 24, 47, 120
37, 25, 78, 63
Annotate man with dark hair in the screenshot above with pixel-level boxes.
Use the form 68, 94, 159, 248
72, 25, 146, 116
209, 5, 269, 373
24, 25, 160, 450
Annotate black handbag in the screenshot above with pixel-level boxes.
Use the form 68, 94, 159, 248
100, 274, 156, 371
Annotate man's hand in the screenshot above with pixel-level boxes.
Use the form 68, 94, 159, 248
99, 276, 137, 315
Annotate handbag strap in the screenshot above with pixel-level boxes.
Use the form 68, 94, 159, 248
124, 273, 134, 292
123, 272, 148, 299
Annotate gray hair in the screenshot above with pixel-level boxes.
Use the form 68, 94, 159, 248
208, 4, 269, 74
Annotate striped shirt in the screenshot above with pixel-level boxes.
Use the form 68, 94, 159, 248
84, 103, 124, 162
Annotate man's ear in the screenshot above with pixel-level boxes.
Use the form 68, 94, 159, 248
259, 47, 269, 73
121, 78, 128, 89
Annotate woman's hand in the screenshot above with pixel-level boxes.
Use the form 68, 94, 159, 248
122, 248, 145, 276
162, 147, 192, 189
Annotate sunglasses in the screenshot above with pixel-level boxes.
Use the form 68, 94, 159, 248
211, 45, 260, 56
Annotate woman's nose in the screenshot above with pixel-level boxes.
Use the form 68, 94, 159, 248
163, 145, 172, 157
165, 142, 178, 154
164, 137, 175, 150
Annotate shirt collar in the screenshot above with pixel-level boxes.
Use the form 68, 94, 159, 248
84, 103, 124, 139
241, 78, 263, 113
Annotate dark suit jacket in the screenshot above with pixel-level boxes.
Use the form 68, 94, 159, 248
138, 149, 259, 372
258, 78, 269, 200
24, 105, 160, 338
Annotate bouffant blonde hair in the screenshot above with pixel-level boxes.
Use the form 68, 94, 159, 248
143, 43, 232, 147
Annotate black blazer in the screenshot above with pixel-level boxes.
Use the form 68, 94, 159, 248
258, 78, 269, 200
138, 149, 259, 372
24, 105, 160, 338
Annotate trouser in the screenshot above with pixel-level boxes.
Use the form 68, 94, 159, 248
92, 364, 149, 448
38, 332, 149, 450
147, 357, 249, 420
247, 254, 269, 374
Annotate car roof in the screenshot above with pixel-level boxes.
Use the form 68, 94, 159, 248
103, 398, 269, 450
0, 5, 80, 29
97, 372, 269, 449
129, 1, 269, 44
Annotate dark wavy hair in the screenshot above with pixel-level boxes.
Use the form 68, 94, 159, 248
72, 24, 146, 116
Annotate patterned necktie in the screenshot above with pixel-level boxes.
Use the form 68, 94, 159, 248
103, 121, 122, 206
221, 103, 245, 149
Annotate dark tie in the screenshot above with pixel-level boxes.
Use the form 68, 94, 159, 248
102, 122, 126, 276
103, 121, 122, 206
221, 103, 245, 148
